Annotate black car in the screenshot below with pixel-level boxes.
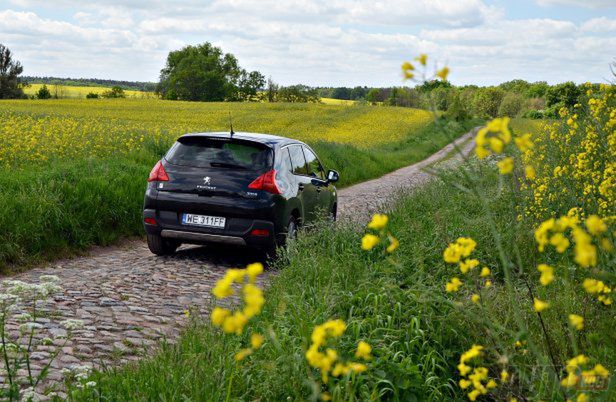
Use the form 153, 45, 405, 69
143, 132, 339, 256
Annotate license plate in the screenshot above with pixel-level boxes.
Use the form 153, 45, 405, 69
182, 213, 226, 228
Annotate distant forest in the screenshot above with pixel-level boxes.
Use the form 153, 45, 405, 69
22, 76, 157, 92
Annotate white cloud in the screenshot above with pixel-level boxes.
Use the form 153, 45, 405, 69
0, 2, 613, 85
581, 17, 616, 32
535, 0, 616, 8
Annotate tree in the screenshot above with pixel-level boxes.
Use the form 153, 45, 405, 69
498, 92, 524, 117
265, 77, 279, 102
102, 86, 126, 98
0, 44, 26, 99
545, 82, 581, 109
36, 84, 52, 99
86, 92, 99, 99
277, 85, 320, 103
331, 87, 351, 100
233, 70, 265, 101
365, 88, 380, 104
157, 42, 262, 102
471, 87, 505, 118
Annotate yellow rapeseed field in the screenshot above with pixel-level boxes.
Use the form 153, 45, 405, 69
23, 84, 154, 99
0, 99, 432, 166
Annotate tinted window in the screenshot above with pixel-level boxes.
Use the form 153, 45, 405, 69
288, 145, 309, 175
165, 138, 272, 170
303, 147, 325, 180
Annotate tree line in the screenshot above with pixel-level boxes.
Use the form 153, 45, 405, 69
0, 41, 604, 117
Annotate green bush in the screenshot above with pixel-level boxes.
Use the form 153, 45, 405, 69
497, 92, 524, 117
471, 87, 505, 118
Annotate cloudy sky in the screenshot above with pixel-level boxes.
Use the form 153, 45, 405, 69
0, 0, 614, 86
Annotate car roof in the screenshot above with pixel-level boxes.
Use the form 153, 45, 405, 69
178, 132, 304, 148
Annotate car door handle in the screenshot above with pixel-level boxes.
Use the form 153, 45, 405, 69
298, 183, 305, 191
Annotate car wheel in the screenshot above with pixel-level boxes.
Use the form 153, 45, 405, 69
146, 234, 179, 256
330, 204, 337, 222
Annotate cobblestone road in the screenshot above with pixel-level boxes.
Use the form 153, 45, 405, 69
1, 129, 476, 394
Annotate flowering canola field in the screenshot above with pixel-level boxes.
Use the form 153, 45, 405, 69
0, 99, 432, 167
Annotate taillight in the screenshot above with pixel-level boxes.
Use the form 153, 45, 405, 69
148, 161, 169, 182
144, 217, 157, 225
250, 229, 270, 237
248, 170, 281, 194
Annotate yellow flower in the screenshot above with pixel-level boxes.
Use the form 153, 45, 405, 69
444, 244, 463, 263
537, 264, 554, 286
486, 379, 497, 389
348, 362, 368, 373
251, 333, 265, 349
415, 54, 427, 66
460, 344, 483, 364
387, 235, 399, 253
497, 157, 514, 175
222, 311, 249, 335
533, 298, 549, 312
583, 278, 609, 294
460, 258, 479, 273
468, 389, 481, 401
485, 280, 492, 288
361, 234, 380, 250
592, 364, 609, 378
568, 314, 584, 330
471, 294, 480, 304
577, 393, 589, 402
212, 277, 234, 299
480, 267, 491, 277
525, 165, 536, 179
459, 379, 471, 389
246, 262, 264, 283
549, 233, 570, 253
211, 307, 231, 327
436, 66, 450, 80
401, 61, 415, 71
446, 277, 463, 292
475, 145, 491, 159
368, 213, 388, 230
458, 363, 472, 376
585, 215, 607, 235
514, 133, 533, 152
321, 392, 331, 401
234, 348, 252, 361
500, 370, 509, 382
355, 341, 372, 360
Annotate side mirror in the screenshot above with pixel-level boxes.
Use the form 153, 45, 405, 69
327, 170, 339, 183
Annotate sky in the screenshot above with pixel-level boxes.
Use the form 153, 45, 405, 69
0, 0, 614, 87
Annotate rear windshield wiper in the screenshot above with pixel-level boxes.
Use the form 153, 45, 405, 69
210, 162, 248, 169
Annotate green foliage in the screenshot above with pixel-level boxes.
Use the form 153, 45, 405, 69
36, 84, 52, 100
545, 81, 581, 109
277, 85, 320, 103
101, 86, 126, 98
472, 87, 505, 118
365, 88, 381, 104
156, 42, 264, 102
498, 92, 524, 117
0, 43, 26, 99
85, 92, 99, 99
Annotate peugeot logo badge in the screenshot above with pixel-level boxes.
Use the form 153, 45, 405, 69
204, 176, 211, 185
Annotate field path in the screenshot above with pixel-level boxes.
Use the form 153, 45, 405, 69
1, 128, 476, 394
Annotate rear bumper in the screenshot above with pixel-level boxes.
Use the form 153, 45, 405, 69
143, 208, 276, 249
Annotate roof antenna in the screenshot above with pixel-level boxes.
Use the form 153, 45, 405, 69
228, 107, 234, 138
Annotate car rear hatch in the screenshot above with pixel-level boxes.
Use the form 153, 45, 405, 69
155, 136, 276, 225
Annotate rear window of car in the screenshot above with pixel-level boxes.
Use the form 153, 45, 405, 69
165, 137, 272, 170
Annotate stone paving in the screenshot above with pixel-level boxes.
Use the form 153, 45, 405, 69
0, 129, 476, 395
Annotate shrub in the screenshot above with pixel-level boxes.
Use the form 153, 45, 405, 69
471, 87, 505, 118
497, 92, 524, 117
85, 92, 99, 99
36, 84, 52, 99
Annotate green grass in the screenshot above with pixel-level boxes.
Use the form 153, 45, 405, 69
67, 164, 615, 401
0, 109, 478, 271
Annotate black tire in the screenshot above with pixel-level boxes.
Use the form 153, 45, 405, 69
330, 203, 337, 222
146, 234, 179, 256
